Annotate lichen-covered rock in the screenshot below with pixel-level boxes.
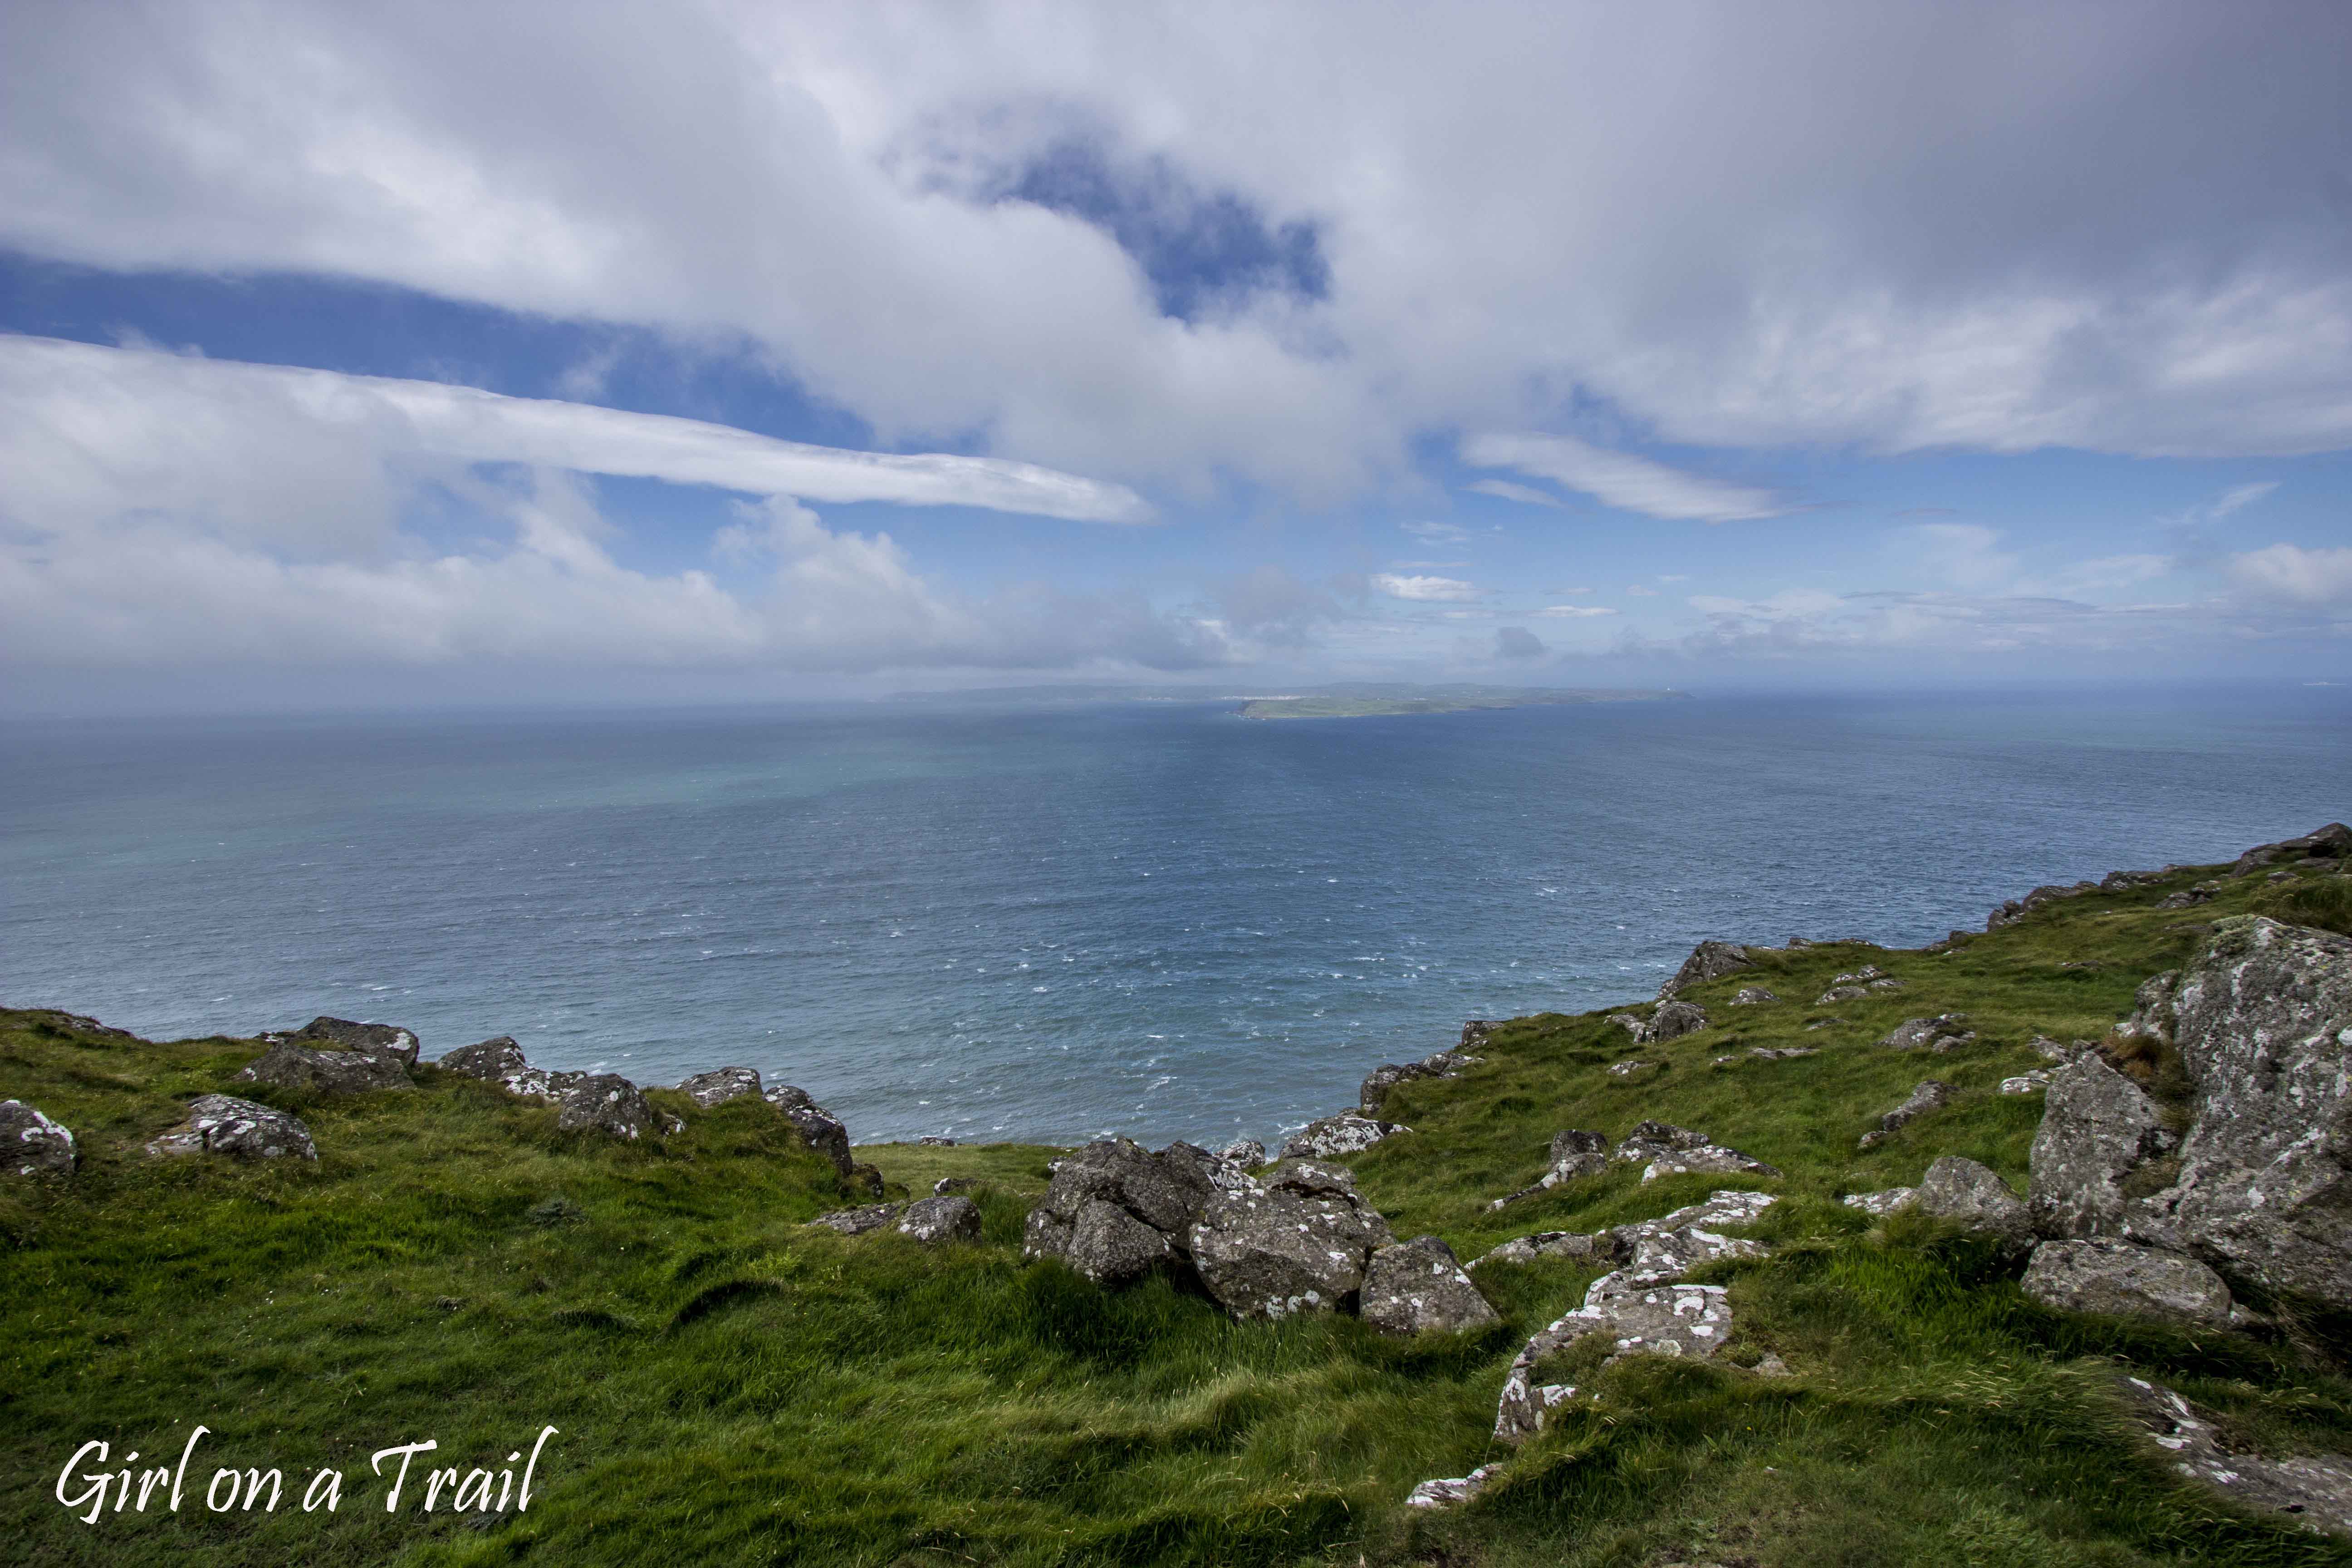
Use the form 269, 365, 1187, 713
285, 1017, 421, 1068
2119, 1376, 2352, 1534
1605, 1012, 1647, 1038
2129, 917, 2352, 1303
2029, 1053, 2174, 1238
1359, 1236, 1499, 1336
1605, 1059, 1656, 1078
932, 1176, 978, 1196
1217, 1137, 1267, 1166
843, 1162, 885, 1199
1358, 1049, 1478, 1114
897, 1194, 982, 1245
1405, 1464, 1503, 1509
1277, 1112, 1407, 1160
1877, 1015, 1978, 1053
1156, 1139, 1255, 1195
1609, 1189, 1777, 1285
1857, 1080, 1952, 1149
1842, 1187, 1917, 1216
438, 1035, 526, 1080
147, 1094, 316, 1161
1817, 985, 1870, 1004
2117, 970, 2179, 1044
1, 1100, 76, 1176
2001, 1071, 2053, 1094
1658, 940, 1750, 999
1611, 1120, 1707, 1163
236, 1039, 413, 1096
1471, 1230, 1619, 1269
776, 1099, 855, 1176
917, 1135, 956, 1147
1496, 1282, 1736, 1441
554, 1074, 653, 1139
1915, 1156, 2032, 1248
1021, 1137, 1219, 1284
676, 1066, 762, 1107
1612, 1122, 1779, 1183
2022, 1239, 2231, 1328
1188, 1164, 1394, 1318
809, 1202, 902, 1235
1730, 986, 1779, 1005
1643, 1000, 1708, 1042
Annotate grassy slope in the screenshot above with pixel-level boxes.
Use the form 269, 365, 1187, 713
4, 863, 2350, 1566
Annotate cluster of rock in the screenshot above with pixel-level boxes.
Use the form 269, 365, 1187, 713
1488, 1121, 1776, 1210
1816, 965, 1905, 1004
148, 1094, 317, 1161
808, 1194, 983, 1245
1876, 1014, 1978, 1053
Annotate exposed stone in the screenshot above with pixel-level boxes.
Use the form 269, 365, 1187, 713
1609, 1189, 1777, 1285
2118, 1377, 2352, 1535
1471, 1230, 1619, 1269
809, 1203, 902, 1236
1857, 1080, 1953, 1149
1987, 881, 2099, 931
1833, 965, 1885, 983
2032, 1035, 2091, 1062
1217, 1137, 1267, 1166
2117, 970, 2179, 1044
285, 1017, 421, 1068
1497, 1279, 1737, 1442
1742, 1046, 1815, 1062
0, 1100, 76, 1176
1730, 986, 1779, 1005
1605, 1012, 1648, 1038
1022, 1137, 1219, 1284
1877, 1015, 1978, 1053
1643, 1000, 1708, 1043
764, 1084, 817, 1112
2001, 1072, 2053, 1094
932, 1176, 978, 1196
1459, 1020, 1497, 1050
554, 1074, 654, 1139
917, 1134, 956, 1146
1868, 978, 1906, 992
1612, 1121, 1779, 1183
1914, 1156, 2032, 1248
1188, 1165, 1394, 1319
2229, 822, 2352, 877
1359, 1236, 1500, 1336
676, 1066, 762, 1107
147, 1094, 316, 1161
1156, 1139, 1256, 1195
1842, 1188, 1917, 1216
1816, 985, 1870, 1004
236, 1037, 412, 1096
1605, 1059, 1656, 1078
1611, 1120, 1708, 1164
843, 1162, 885, 1199
1404, 1464, 1503, 1509
2022, 1238, 2231, 1328
1358, 1049, 1477, 1114
1658, 940, 1750, 999
2029, 1052, 2175, 1238
2157, 889, 2213, 910
1277, 1112, 1407, 1160
502, 1065, 591, 1104
770, 1093, 855, 1176
1490, 1128, 1611, 1208
897, 1194, 982, 1245
438, 1036, 527, 1080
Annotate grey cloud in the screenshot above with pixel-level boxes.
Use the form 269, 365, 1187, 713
1494, 626, 1545, 659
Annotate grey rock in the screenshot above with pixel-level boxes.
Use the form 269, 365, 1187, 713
1605, 1012, 1648, 1038
2000, 1071, 2053, 1094
1608, 1189, 1777, 1285
1021, 1137, 1217, 1284
1643, 1000, 1708, 1043
1915, 1156, 2032, 1247
500, 1065, 590, 1104
1459, 1019, 1497, 1050
1612, 1122, 1779, 1184
1488, 1130, 1612, 1208
1217, 1137, 1267, 1166
2157, 889, 2213, 910
2229, 822, 2352, 877
554, 1074, 654, 1139
1842, 1187, 1917, 1216
1658, 940, 1750, 1000
1877, 1015, 1978, 1053
2031, 1035, 2091, 1062
236, 1038, 412, 1096
1816, 985, 1870, 1004
1188, 1170, 1394, 1318
1277, 1112, 1406, 1160
285, 1017, 421, 1068
2117, 970, 2179, 1043
1404, 1464, 1503, 1509
1155, 1140, 1255, 1194
2029, 1052, 2175, 1238
1833, 965, 1885, 982
1744, 1046, 1816, 1062
1471, 1230, 1619, 1269
1359, 1049, 1477, 1114
1730, 986, 1779, 1005
2118, 1376, 2352, 1535
917, 1135, 956, 1146
2022, 1238, 2231, 1328
1868, 977, 1906, 992
0, 1100, 76, 1176
763, 1084, 817, 1112
1610, 1120, 1708, 1163
1359, 1236, 1500, 1336
932, 1176, 978, 1196
1857, 1079, 1953, 1149
147, 1094, 316, 1161
1497, 1281, 1737, 1441
843, 1162, 885, 1199
897, 1194, 982, 1245
809, 1202, 902, 1236
1605, 1059, 1656, 1078
438, 1036, 527, 1080
676, 1066, 762, 1107
780, 1104, 854, 1176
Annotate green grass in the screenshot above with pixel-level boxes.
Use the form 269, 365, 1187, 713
4, 862, 2349, 1565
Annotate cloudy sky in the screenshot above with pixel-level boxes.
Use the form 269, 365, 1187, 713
3, 0, 2348, 710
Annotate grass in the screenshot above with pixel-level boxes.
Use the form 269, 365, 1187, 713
3, 860, 2349, 1565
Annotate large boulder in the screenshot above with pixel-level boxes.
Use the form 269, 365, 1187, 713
236, 1039, 412, 1096
2021, 1239, 2232, 1329
1021, 1137, 1219, 1284
147, 1094, 316, 1161
1857, 1080, 1952, 1149
284, 1017, 421, 1068
1914, 1156, 2032, 1249
898, 1195, 983, 1245
2029, 1053, 2175, 1238
1278, 1112, 1407, 1160
766, 1086, 856, 1176
1188, 1161, 1394, 1318
1658, 940, 1750, 1000
554, 1074, 654, 1139
1, 1100, 76, 1176
438, 1036, 526, 1080
1358, 1236, 1499, 1337
676, 1066, 763, 1108
1359, 1050, 1478, 1115
1643, 1000, 1708, 1043
2128, 917, 2352, 1302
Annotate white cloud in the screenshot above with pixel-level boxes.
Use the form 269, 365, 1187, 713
1460, 432, 1787, 522
1535, 604, 1618, 618
2210, 480, 2280, 518
1373, 573, 1479, 602
1905, 523, 2021, 591
1465, 479, 1565, 509
1401, 520, 1475, 543
2228, 544, 2352, 606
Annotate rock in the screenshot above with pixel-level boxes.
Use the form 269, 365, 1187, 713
0, 1100, 76, 1176
917, 1134, 956, 1146
1857, 1080, 1953, 1149
1359, 1049, 1477, 1114
809, 1202, 902, 1236
1404, 1464, 1503, 1509
1730, 986, 1779, 1005
1833, 965, 1884, 982
1743, 1046, 1815, 1062
1188, 1165, 1394, 1318
1605, 1012, 1647, 1038
147, 1094, 316, 1161
1605, 1059, 1656, 1078
2000, 1072, 2053, 1094
2156, 889, 2213, 910
1471, 1230, 1618, 1269
1021, 1137, 1218, 1284
2029, 1052, 2175, 1238
776, 1099, 855, 1176
1547, 1127, 1610, 1180
932, 1176, 978, 1196
1643, 1000, 1708, 1043
1816, 985, 1870, 1004
1459, 1020, 1497, 1050
1658, 940, 1750, 1000
1217, 1137, 1266, 1166
2229, 822, 2352, 877
1842, 1188, 1917, 1216
1359, 1236, 1500, 1336
1804, 1017, 1845, 1031
285, 1017, 421, 1068
1877, 1015, 1978, 1053
2031, 1035, 2090, 1062
897, 1194, 982, 1245
1611, 1120, 1708, 1163
2118, 1377, 2352, 1534
2117, 970, 2179, 1044
236, 1037, 412, 1096
1155, 1140, 1256, 1194
1612, 1121, 1779, 1183
764, 1084, 816, 1111
1987, 882, 2100, 931
1914, 1156, 2032, 1247
438, 1036, 527, 1080
2022, 1239, 2231, 1328
843, 1162, 885, 1199
676, 1066, 762, 1107
1608, 1189, 1777, 1285
1868, 978, 1906, 992
2130, 917, 2352, 1303
555, 1074, 654, 1139
1277, 1112, 1406, 1160
1497, 1279, 1737, 1441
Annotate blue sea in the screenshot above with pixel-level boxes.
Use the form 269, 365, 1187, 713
3, 687, 2345, 1149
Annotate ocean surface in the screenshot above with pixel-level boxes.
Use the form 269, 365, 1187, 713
3, 687, 2346, 1149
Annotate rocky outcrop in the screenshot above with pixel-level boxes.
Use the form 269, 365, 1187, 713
2029, 1054, 2174, 1239
554, 1074, 654, 1139
1730, 986, 1779, 1005
1987, 882, 2098, 931
1857, 1080, 1952, 1149
2021, 1239, 2232, 1328
1358, 1050, 1478, 1115
1022, 1137, 1220, 1285
1404, 1465, 1504, 1510
677, 1066, 763, 1107
1188, 1160, 1394, 1318
2119, 1377, 2352, 1534
236, 1038, 413, 1096
2229, 822, 2351, 877
1277, 1112, 1406, 1160
1914, 1156, 2032, 1249
282, 1017, 421, 1068
897, 1194, 982, 1245
1611, 1121, 1779, 1183
1358, 1236, 1499, 1336
1470, 1230, 1617, 1269
1217, 1138, 1266, 1166
767, 1086, 856, 1176
1842, 1187, 1917, 1216
809, 1202, 902, 1235
1877, 1015, 1978, 1053
147, 1094, 316, 1161
438, 1036, 527, 1080
1488, 1129, 1609, 1209
1643, 1000, 1708, 1043
1, 1100, 76, 1176
1658, 941, 1750, 999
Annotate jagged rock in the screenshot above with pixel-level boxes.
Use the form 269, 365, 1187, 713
2001, 1071, 2053, 1094
897, 1194, 982, 1245
554, 1074, 654, 1139
237, 1036, 413, 1096
1471, 1230, 1618, 1269
2230, 822, 2352, 877
2129, 917, 2352, 1303
1857, 1080, 1953, 1149
1022, 1137, 1218, 1284
932, 1176, 978, 1196
2022, 1239, 2231, 1328
1156, 1139, 1256, 1194
1658, 940, 1750, 999
1816, 985, 1869, 1004
2119, 1377, 2352, 1534
1644, 1000, 1708, 1042
808, 1202, 902, 1236
1459, 1020, 1497, 1050
2029, 1053, 2175, 1238
501, 1065, 591, 1103
1405, 1464, 1503, 1509
1, 1100, 76, 1176
2117, 970, 2179, 1044
1915, 1156, 2032, 1248
1359, 1236, 1500, 1336
767, 1089, 854, 1176
147, 1094, 316, 1161
1277, 1112, 1406, 1160
1217, 1137, 1267, 1166
1188, 1162, 1394, 1318
1842, 1188, 1917, 1216
676, 1066, 762, 1107
1612, 1120, 1707, 1163
764, 1084, 816, 1111
284, 1017, 421, 1068
1877, 1015, 1978, 1053
439, 1036, 526, 1080
1359, 1049, 1478, 1114
1730, 986, 1779, 1005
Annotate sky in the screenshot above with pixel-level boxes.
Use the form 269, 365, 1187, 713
2, 0, 2349, 712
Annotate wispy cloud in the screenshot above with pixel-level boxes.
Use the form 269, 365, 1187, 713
1401, 520, 1477, 543
1535, 604, 1618, 618
2228, 543, 2352, 606
1465, 478, 1565, 509
1373, 573, 1479, 602
1460, 432, 1788, 522
2210, 480, 2280, 519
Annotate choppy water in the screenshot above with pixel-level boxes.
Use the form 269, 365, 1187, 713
3, 687, 2345, 1148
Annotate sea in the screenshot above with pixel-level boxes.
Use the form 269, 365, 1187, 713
3, 686, 2346, 1150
